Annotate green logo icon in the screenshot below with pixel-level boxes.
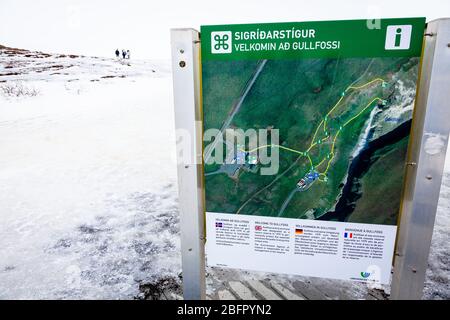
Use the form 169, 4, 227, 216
211, 31, 232, 54
214, 34, 229, 50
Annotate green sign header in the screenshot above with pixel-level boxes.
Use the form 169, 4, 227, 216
201, 18, 425, 60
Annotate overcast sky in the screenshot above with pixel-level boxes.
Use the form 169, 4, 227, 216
1, 0, 449, 60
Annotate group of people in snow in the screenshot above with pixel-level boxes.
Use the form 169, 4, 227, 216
115, 49, 130, 59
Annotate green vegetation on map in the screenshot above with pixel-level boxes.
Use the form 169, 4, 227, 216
203, 56, 420, 225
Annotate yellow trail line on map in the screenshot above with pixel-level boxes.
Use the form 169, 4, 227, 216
319, 96, 382, 175
242, 96, 381, 159
234, 78, 385, 214
238, 78, 384, 179
314, 157, 327, 169
309, 78, 384, 148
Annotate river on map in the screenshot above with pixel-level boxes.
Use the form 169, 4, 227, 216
318, 119, 412, 222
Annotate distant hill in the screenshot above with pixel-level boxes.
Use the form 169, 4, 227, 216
0, 44, 169, 83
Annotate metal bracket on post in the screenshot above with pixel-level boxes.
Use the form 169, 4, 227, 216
170, 28, 206, 300
391, 18, 450, 300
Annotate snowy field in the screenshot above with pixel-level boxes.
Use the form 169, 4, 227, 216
0, 46, 448, 299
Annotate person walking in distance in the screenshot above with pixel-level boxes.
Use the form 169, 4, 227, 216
115, 49, 120, 59
122, 49, 126, 59
126, 50, 130, 59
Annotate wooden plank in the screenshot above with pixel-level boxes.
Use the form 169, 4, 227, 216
228, 281, 258, 300
270, 282, 305, 300
217, 289, 237, 300
246, 280, 282, 300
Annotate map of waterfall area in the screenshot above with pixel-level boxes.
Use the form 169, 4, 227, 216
203, 57, 419, 225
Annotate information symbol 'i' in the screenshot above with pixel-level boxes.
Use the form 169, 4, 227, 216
385, 25, 412, 50
395, 28, 402, 47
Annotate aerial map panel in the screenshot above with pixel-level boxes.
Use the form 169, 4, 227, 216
201, 18, 425, 284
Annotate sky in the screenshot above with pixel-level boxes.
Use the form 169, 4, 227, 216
1, 0, 450, 60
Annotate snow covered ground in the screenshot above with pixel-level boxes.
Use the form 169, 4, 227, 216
0, 46, 448, 299
0, 47, 180, 299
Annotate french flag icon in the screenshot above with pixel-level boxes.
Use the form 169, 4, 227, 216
344, 232, 353, 238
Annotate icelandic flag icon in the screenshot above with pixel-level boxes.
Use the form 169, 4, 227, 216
344, 232, 353, 238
